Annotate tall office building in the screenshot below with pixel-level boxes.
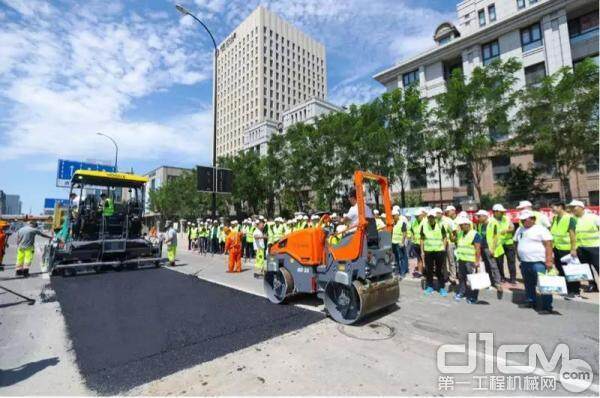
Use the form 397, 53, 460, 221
216, 6, 327, 158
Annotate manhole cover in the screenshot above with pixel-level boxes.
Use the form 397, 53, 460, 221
337, 322, 395, 341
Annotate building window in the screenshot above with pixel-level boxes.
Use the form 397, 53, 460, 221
488, 4, 496, 22
521, 23, 543, 52
585, 153, 599, 173
402, 69, 419, 87
482, 40, 500, 65
517, 0, 525, 9
524, 62, 546, 87
478, 9, 486, 26
568, 12, 599, 41
457, 165, 471, 187
491, 156, 511, 182
408, 166, 427, 189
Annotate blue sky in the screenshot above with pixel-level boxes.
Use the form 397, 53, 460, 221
0, 0, 455, 213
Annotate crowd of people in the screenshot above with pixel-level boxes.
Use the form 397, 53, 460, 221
178, 195, 599, 313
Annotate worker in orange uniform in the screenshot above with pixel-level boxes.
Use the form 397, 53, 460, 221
224, 226, 242, 273
0, 221, 9, 271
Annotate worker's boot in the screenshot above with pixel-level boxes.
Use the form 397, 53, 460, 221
23, 269, 30, 278
16, 268, 23, 276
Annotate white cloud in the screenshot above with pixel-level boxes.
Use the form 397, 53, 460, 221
329, 83, 385, 107
0, 0, 214, 164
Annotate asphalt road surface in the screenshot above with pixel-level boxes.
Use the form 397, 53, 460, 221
51, 268, 322, 394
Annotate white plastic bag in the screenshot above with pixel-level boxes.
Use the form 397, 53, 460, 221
562, 263, 593, 282
560, 254, 580, 265
467, 272, 491, 289
537, 274, 567, 295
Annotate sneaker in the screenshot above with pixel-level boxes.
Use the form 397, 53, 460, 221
454, 293, 464, 302
424, 287, 434, 296
495, 284, 504, 300
439, 288, 448, 297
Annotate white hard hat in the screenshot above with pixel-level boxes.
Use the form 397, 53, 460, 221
457, 216, 471, 225
275, 217, 283, 222
381, 213, 386, 218
458, 211, 468, 218
303, 215, 309, 220
311, 214, 319, 220
287, 219, 294, 224
517, 200, 533, 209
331, 213, 338, 218
519, 210, 535, 220
427, 209, 437, 217
444, 205, 456, 212
336, 225, 347, 234
373, 209, 380, 215
433, 207, 443, 214
391, 208, 400, 216
475, 210, 489, 217
417, 208, 427, 215
231, 220, 238, 224
392, 205, 400, 212
568, 200, 585, 208
492, 204, 506, 212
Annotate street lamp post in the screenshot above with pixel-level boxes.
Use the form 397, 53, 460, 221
96, 132, 119, 171
176, 4, 218, 218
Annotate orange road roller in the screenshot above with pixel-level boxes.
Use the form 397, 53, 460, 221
264, 171, 399, 324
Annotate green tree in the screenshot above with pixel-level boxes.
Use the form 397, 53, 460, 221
498, 164, 549, 206
148, 169, 223, 220
220, 150, 267, 215
381, 86, 429, 208
513, 58, 599, 201
435, 58, 521, 201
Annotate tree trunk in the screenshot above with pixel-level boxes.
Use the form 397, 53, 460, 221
400, 178, 406, 209
561, 175, 573, 202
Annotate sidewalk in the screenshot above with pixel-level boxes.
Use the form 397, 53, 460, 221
175, 246, 599, 307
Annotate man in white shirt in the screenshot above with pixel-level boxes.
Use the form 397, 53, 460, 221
514, 210, 555, 313
344, 188, 373, 227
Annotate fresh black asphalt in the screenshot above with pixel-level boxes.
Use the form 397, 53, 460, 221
51, 268, 323, 394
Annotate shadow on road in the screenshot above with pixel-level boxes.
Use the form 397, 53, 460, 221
0, 357, 59, 387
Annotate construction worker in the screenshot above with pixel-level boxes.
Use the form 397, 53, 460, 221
329, 224, 346, 246
309, 214, 320, 228
391, 207, 408, 276
496, 205, 517, 285
269, 217, 285, 248
344, 188, 374, 227
210, 220, 219, 254
285, 219, 295, 235
420, 210, 448, 296
476, 209, 504, 296
219, 223, 226, 253
516, 200, 550, 228
246, 219, 256, 259
454, 216, 482, 304
514, 210, 555, 313
253, 220, 266, 277
491, 204, 515, 283
99, 192, 114, 217
164, 221, 177, 266
441, 205, 458, 285
550, 202, 580, 298
224, 226, 242, 273
570, 200, 600, 292
198, 222, 208, 254
408, 208, 427, 277
190, 223, 199, 251
0, 221, 9, 271
15, 221, 51, 277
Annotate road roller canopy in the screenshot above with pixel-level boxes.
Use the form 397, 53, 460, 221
71, 170, 148, 188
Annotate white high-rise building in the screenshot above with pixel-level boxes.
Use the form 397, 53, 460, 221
373, 0, 599, 205
216, 6, 327, 158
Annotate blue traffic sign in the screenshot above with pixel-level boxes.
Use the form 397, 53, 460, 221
56, 159, 115, 187
44, 198, 70, 210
